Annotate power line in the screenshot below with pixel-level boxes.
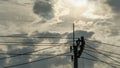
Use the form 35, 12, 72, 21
0, 53, 72, 56
0, 46, 59, 60
0, 43, 69, 46
85, 46, 120, 56
4, 55, 119, 68
0, 36, 62, 38
1, 34, 119, 68
4, 52, 70, 68
1, 48, 119, 61
81, 57, 120, 67
0, 42, 69, 44
0, 43, 70, 46
0, 35, 82, 40
86, 44, 120, 64
0, 41, 73, 46
85, 48, 120, 60
0, 36, 75, 39
86, 39, 120, 47
84, 52, 118, 68
86, 43, 120, 56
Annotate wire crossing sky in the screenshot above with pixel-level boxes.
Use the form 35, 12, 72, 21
0, 0, 120, 68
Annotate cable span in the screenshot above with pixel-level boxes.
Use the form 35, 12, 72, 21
86, 44, 120, 64
4, 52, 70, 68
85, 47, 120, 56
0, 46, 58, 60
85, 48, 120, 60
81, 57, 120, 67
84, 52, 117, 68
0, 41, 73, 46
86, 39, 120, 47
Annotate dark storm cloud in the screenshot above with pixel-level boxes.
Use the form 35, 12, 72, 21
31, 30, 94, 47
31, 31, 62, 43
8, 33, 28, 37
106, 0, 120, 12
66, 30, 94, 45
33, 0, 54, 20
67, 30, 94, 38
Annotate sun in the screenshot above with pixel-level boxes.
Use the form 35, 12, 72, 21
68, 0, 88, 7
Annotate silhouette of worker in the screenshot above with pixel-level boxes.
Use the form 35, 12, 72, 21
76, 37, 85, 58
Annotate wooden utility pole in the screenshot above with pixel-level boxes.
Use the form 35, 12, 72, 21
72, 24, 85, 68
73, 23, 78, 68
73, 43, 78, 68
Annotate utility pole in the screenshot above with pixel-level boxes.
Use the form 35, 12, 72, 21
73, 41, 78, 68
71, 24, 85, 68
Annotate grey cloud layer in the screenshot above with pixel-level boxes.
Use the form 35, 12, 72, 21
106, 0, 120, 12
105, 0, 120, 36
0, 0, 119, 68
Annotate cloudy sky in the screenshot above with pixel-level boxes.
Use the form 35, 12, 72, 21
0, 0, 120, 68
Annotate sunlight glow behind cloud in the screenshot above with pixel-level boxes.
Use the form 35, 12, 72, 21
0, 0, 119, 68
68, 0, 88, 7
